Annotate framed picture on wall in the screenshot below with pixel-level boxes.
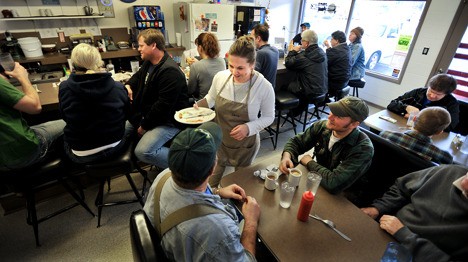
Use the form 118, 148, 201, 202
98, 0, 115, 17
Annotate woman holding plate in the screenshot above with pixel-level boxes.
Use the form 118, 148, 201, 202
195, 35, 275, 187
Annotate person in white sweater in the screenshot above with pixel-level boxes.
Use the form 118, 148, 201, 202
196, 35, 275, 187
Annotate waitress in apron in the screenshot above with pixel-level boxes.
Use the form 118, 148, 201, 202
195, 36, 275, 187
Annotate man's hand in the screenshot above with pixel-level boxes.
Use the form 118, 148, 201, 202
242, 196, 260, 223
5, 62, 29, 83
279, 152, 294, 174
230, 124, 249, 141
137, 126, 146, 136
218, 184, 246, 202
404, 105, 419, 118
300, 155, 313, 166
379, 215, 404, 235
125, 85, 133, 102
361, 207, 380, 219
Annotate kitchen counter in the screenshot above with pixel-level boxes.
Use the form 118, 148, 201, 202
16, 45, 186, 65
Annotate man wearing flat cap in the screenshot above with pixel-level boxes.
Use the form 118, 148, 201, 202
143, 122, 261, 261
280, 96, 374, 194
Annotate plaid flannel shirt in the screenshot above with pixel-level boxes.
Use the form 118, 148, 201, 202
380, 130, 453, 164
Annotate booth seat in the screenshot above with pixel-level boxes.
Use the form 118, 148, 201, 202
344, 127, 437, 207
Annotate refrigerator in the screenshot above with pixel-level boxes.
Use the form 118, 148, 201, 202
173, 2, 235, 59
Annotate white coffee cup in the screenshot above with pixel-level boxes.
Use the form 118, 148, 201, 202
288, 168, 302, 187
264, 172, 279, 190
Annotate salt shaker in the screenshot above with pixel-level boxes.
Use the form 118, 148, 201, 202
297, 191, 314, 222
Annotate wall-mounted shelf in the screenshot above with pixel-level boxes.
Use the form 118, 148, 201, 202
0, 15, 104, 21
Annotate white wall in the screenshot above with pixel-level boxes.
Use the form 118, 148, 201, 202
0, 0, 299, 44
358, 0, 461, 107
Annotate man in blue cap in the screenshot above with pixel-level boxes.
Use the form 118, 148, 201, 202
291, 22, 310, 46
143, 122, 261, 261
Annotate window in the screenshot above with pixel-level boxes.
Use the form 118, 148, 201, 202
300, 0, 429, 82
449, 28, 468, 101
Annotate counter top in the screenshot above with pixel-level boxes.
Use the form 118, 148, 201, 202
16, 46, 185, 65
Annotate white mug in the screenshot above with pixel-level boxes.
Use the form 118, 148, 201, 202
264, 172, 279, 190
288, 168, 302, 187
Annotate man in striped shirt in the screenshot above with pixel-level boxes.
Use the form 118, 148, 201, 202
380, 106, 453, 164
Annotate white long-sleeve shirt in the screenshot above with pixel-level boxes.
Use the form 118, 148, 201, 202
205, 70, 275, 136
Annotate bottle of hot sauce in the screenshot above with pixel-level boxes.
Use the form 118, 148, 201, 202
297, 191, 314, 222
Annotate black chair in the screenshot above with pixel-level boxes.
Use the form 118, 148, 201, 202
320, 87, 351, 115
264, 90, 300, 149
85, 140, 148, 227
348, 78, 366, 97
1, 156, 95, 246
130, 209, 168, 262
344, 127, 437, 207
294, 93, 327, 132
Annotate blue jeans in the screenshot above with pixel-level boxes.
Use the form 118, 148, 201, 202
134, 125, 180, 168
8, 119, 66, 170
64, 121, 135, 164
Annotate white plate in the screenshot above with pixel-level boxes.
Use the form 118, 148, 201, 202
174, 107, 216, 125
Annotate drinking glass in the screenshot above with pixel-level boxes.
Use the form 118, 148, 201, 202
306, 171, 322, 195
0, 53, 15, 71
279, 182, 296, 208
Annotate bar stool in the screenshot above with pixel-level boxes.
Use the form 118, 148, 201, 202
264, 90, 300, 149
348, 78, 366, 97
85, 140, 147, 227
1, 156, 95, 246
295, 93, 326, 132
320, 87, 351, 114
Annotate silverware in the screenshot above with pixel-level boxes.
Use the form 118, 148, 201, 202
309, 214, 351, 241
183, 111, 214, 119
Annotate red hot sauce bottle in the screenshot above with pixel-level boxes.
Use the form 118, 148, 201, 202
297, 191, 314, 222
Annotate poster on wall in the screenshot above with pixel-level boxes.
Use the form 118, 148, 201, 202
98, 0, 115, 17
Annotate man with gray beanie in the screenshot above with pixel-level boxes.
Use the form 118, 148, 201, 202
143, 122, 261, 261
280, 96, 374, 194
285, 29, 328, 116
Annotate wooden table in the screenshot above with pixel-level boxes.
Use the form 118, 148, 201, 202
220, 154, 394, 262
364, 109, 468, 166
35, 82, 60, 111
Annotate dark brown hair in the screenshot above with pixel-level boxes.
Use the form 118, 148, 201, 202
428, 73, 457, 94
195, 32, 220, 58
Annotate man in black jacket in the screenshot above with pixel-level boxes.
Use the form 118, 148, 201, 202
285, 29, 328, 115
125, 29, 189, 169
387, 74, 459, 131
323, 30, 351, 100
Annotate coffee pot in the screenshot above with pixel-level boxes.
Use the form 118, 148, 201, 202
83, 6, 93, 16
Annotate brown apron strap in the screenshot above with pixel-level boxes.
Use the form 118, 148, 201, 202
154, 171, 172, 236
160, 204, 225, 236
153, 172, 226, 237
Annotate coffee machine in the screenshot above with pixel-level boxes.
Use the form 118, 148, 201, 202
0, 31, 24, 59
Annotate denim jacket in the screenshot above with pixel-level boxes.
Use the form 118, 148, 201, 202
143, 169, 256, 262
349, 42, 365, 80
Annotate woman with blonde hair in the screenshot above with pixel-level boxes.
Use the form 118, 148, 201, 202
196, 35, 275, 187
187, 32, 226, 99
59, 43, 131, 163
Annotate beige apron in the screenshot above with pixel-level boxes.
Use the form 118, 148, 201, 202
215, 74, 259, 168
